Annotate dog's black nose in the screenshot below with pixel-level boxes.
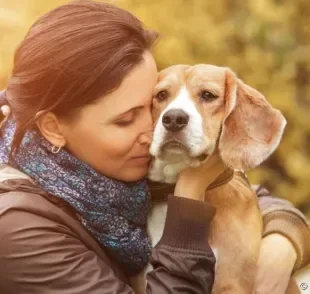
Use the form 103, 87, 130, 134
162, 109, 189, 132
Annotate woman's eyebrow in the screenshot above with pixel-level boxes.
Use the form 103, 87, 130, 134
115, 105, 144, 118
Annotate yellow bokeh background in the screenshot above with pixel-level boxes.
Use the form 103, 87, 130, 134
0, 0, 309, 218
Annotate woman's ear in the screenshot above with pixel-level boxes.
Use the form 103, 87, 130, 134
219, 69, 287, 170
36, 112, 66, 148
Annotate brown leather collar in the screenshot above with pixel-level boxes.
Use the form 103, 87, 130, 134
207, 168, 234, 190
149, 168, 235, 202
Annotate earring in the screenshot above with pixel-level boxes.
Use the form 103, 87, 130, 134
0, 105, 10, 116
51, 145, 62, 154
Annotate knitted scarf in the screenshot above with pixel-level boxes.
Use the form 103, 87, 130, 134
0, 119, 152, 273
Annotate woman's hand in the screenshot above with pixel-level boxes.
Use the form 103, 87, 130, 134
174, 152, 227, 201
253, 233, 297, 294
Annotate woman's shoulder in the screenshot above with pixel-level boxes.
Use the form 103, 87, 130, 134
0, 174, 78, 251
0, 175, 72, 224
0, 163, 77, 218
0, 186, 128, 293
0, 166, 126, 292
0, 164, 97, 251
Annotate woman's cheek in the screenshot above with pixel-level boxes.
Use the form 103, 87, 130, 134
100, 129, 136, 157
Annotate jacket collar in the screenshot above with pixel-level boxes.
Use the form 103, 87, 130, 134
0, 164, 45, 196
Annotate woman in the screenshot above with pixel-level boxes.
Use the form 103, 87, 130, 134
0, 1, 308, 293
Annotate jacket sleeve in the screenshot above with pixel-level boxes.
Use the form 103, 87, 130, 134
254, 185, 310, 272
0, 195, 216, 294
147, 195, 216, 293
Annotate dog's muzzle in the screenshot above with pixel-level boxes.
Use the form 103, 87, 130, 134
150, 102, 207, 159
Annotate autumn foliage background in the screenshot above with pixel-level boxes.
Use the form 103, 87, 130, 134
0, 0, 309, 218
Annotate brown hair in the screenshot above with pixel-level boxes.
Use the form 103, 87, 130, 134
3, 0, 158, 152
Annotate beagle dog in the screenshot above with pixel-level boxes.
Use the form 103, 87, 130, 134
130, 64, 287, 294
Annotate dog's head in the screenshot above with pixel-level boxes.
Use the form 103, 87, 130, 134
150, 64, 286, 170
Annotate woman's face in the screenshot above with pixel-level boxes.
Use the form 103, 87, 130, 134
61, 52, 158, 181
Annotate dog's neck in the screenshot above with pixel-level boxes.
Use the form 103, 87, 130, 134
148, 168, 235, 202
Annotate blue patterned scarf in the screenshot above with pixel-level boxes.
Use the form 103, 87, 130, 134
0, 119, 152, 274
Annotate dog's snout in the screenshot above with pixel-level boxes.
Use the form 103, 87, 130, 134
162, 109, 189, 132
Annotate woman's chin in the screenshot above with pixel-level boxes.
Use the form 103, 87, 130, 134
113, 166, 149, 182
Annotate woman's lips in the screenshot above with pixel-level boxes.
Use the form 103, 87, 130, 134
130, 155, 151, 164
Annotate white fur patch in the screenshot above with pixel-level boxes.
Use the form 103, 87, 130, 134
150, 87, 205, 157
212, 247, 218, 261
149, 87, 206, 183
147, 201, 167, 248
129, 202, 168, 293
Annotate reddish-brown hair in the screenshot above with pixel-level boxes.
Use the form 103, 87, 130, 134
3, 0, 158, 152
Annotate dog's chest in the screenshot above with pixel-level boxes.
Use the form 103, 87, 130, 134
205, 178, 262, 242
131, 175, 262, 294
128, 202, 167, 294
147, 201, 167, 247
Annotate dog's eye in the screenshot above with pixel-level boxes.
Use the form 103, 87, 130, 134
155, 90, 168, 101
200, 91, 218, 101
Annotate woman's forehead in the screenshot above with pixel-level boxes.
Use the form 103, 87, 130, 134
93, 53, 158, 116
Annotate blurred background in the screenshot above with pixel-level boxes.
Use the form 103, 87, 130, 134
0, 0, 309, 218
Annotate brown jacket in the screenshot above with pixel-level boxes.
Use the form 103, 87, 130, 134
0, 164, 309, 293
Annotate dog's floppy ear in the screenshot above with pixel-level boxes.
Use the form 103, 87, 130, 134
219, 69, 287, 170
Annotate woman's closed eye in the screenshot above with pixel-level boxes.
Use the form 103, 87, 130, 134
114, 112, 136, 127
115, 117, 135, 127
113, 104, 151, 127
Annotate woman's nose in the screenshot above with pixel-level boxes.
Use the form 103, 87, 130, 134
138, 130, 153, 146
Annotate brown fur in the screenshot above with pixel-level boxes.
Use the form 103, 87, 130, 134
151, 64, 287, 293
219, 70, 287, 169
153, 65, 286, 170
205, 171, 262, 293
